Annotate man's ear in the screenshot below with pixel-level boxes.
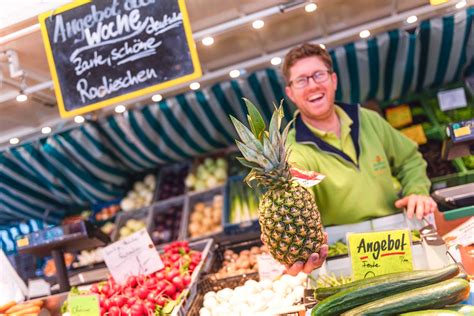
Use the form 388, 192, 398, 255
285, 85, 295, 103
332, 72, 338, 91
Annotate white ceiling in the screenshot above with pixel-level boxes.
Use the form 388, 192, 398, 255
0, 0, 471, 149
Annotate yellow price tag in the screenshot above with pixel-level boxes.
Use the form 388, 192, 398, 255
453, 126, 471, 138
386, 105, 413, 128
69, 294, 100, 316
16, 237, 29, 247
347, 229, 413, 280
430, 0, 449, 5
401, 124, 428, 145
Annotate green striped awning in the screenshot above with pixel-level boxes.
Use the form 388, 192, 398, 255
0, 8, 473, 225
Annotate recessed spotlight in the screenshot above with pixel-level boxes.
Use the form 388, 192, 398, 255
271, 57, 282, 66
359, 30, 371, 39
41, 126, 52, 134
229, 69, 241, 78
202, 36, 214, 46
305, 3, 318, 12
456, 0, 466, 9
152, 94, 163, 102
406, 15, 418, 24
252, 20, 264, 29
9, 138, 20, 145
16, 93, 28, 102
115, 105, 126, 113
319, 43, 326, 49
189, 82, 200, 90
74, 116, 85, 124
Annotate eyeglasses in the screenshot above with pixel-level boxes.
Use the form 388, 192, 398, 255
289, 70, 332, 89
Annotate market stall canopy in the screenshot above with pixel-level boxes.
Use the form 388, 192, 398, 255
0, 0, 471, 147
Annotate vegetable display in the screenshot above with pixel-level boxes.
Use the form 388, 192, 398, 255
185, 158, 228, 192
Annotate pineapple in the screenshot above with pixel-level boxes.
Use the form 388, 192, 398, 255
230, 99, 324, 266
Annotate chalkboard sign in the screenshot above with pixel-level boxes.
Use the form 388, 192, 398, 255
39, 0, 201, 118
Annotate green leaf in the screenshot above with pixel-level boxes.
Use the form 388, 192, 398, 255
243, 98, 266, 140
236, 141, 272, 169
236, 156, 262, 169
263, 135, 278, 168
230, 115, 264, 153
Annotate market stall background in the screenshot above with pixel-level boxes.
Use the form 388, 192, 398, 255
0, 1, 473, 254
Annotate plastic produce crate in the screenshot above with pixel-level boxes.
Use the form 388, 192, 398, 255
111, 207, 150, 241
154, 162, 190, 202
147, 196, 185, 246
223, 175, 261, 235
186, 150, 229, 193
181, 186, 224, 241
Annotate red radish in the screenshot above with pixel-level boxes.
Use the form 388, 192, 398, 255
163, 284, 176, 297
127, 275, 138, 288
130, 303, 144, 316
137, 287, 149, 300
172, 276, 184, 290
112, 295, 127, 308
109, 306, 120, 316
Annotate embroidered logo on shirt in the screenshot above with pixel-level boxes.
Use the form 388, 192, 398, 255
373, 155, 388, 173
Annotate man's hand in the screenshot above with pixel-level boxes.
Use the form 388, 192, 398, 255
395, 194, 438, 220
285, 232, 328, 276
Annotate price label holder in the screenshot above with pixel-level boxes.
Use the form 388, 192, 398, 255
347, 229, 413, 280
257, 254, 286, 281
437, 88, 467, 111
69, 294, 100, 316
400, 124, 427, 145
102, 229, 164, 284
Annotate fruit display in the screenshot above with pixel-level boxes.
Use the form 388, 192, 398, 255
101, 222, 116, 237
214, 244, 268, 278
328, 240, 348, 257
73, 248, 104, 268
120, 174, 156, 212
462, 155, 474, 169
419, 141, 457, 178
43, 253, 74, 277
0, 300, 44, 316
227, 179, 259, 224
188, 195, 223, 238
156, 164, 188, 200
94, 204, 121, 221
185, 157, 228, 191
199, 272, 308, 315
119, 218, 147, 239
150, 205, 183, 245
63, 241, 202, 316
312, 264, 469, 315
230, 100, 324, 266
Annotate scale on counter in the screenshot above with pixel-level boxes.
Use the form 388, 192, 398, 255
16, 221, 110, 293
433, 118, 474, 219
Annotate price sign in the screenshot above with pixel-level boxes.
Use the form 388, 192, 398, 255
437, 88, 467, 111
102, 229, 164, 284
69, 294, 100, 316
400, 124, 427, 145
257, 254, 286, 281
347, 229, 413, 280
385, 104, 413, 128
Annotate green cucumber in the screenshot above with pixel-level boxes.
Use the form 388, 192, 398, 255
444, 304, 474, 315
341, 278, 470, 316
315, 264, 459, 301
311, 264, 460, 316
399, 310, 463, 315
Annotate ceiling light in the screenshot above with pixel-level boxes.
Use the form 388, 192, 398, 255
16, 92, 27, 102
202, 36, 214, 46
252, 20, 264, 29
9, 138, 19, 145
115, 105, 126, 113
271, 57, 282, 65
74, 115, 85, 124
305, 3, 318, 12
406, 15, 418, 24
41, 126, 52, 134
359, 30, 371, 39
189, 82, 200, 90
152, 94, 163, 102
319, 43, 326, 49
456, 0, 466, 9
229, 69, 241, 78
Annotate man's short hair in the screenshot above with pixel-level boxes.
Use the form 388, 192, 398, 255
282, 43, 333, 84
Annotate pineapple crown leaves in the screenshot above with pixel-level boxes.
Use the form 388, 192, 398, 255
230, 98, 293, 183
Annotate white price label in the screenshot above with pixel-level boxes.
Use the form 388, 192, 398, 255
257, 254, 286, 281
437, 88, 467, 111
102, 229, 164, 284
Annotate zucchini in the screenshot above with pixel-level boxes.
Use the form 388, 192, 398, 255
315, 264, 459, 301
341, 278, 470, 316
444, 305, 474, 315
312, 265, 459, 315
399, 310, 463, 315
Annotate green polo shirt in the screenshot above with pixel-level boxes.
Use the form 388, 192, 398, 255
304, 106, 357, 163
287, 104, 431, 226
